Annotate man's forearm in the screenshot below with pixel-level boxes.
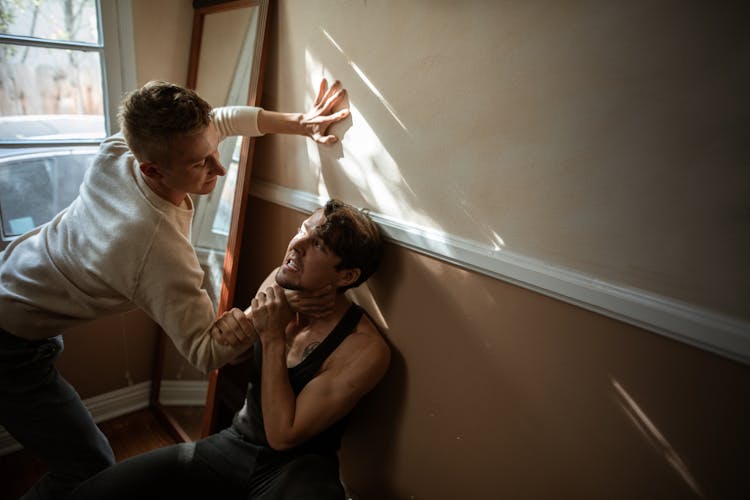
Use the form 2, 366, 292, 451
260, 339, 298, 450
257, 110, 305, 136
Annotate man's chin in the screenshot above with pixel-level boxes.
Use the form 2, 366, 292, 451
190, 186, 215, 196
193, 178, 218, 195
275, 269, 302, 291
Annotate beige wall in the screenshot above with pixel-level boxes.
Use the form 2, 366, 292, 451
254, 0, 749, 322
236, 198, 750, 499
131, 0, 193, 86
239, 1, 750, 497
59, 310, 158, 398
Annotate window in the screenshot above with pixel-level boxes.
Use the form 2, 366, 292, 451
0, 0, 135, 249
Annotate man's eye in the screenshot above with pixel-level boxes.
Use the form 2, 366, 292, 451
194, 160, 206, 168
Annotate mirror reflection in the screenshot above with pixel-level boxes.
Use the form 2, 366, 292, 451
156, 1, 266, 440
191, 4, 260, 281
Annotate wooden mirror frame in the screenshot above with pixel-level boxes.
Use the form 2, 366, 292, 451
149, 0, 271, 442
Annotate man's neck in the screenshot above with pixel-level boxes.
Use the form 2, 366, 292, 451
140, 170, 187, 206
295, 294, 352, 334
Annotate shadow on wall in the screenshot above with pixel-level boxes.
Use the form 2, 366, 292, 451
340, 244, 408, 498
341, 344, 407, 498
334, 236, 748, 499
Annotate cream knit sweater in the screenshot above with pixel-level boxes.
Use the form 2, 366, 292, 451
0, 106, 263, 372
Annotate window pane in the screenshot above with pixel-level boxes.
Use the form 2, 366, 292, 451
0, 0, 99, 44
0, 44, 105, 140
0, 146, 96, 238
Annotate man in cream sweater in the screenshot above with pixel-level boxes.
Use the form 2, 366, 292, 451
0, 79, 349, 499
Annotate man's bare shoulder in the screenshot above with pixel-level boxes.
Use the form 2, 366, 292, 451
328, 310, 390, 376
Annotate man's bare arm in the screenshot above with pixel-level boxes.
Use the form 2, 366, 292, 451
263, 331, 389, 451
252, 286, 390, 451
257, 79, 349, 144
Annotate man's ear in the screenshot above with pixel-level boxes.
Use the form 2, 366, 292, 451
139, 161, 164, 180
336, 268, 361, 288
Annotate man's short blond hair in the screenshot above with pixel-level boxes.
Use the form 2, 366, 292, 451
118, 81, 213, 165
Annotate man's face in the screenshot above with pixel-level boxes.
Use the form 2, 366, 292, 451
275, 210, 345, 291
159, 122, 225, 195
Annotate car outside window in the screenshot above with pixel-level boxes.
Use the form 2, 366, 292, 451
0, 0, 130, 250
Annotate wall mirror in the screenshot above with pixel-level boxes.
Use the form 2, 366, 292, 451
150, 0, 270, 442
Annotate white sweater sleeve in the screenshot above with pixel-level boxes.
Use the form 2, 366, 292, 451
131, 222, 246, 372
212, 106, 264, 138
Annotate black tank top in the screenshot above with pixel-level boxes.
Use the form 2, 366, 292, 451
232, 304, 364, 455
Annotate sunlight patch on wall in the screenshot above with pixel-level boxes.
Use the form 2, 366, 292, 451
303, 47, 436, 230
303, 34, 509, 266
490, 231, 505, 251
303, 49, 331, 201
460, 200, 507, 250
341, 107, 409, 205
320, 27, 408, 132
611, 377, 704, 498
303, 51, 324, 174
347, 282, 390, 332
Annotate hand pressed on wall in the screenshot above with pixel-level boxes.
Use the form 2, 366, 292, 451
301, 79, 350, 144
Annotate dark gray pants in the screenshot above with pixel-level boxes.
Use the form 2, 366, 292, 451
69, 427, 345, 500
0, 329, 115, 499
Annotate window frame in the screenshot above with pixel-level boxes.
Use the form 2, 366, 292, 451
0, 0, 136, 144
0, 0, 136, 247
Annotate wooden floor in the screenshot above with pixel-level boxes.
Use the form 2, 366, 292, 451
0, 406, 203, 500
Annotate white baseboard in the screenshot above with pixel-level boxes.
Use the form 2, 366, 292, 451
158, 380, 209, 407
249, 180, 750, 366
0, 380, 208, 457
87, 380, 152, 424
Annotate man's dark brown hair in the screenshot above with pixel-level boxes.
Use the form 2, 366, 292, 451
318, 199, 384, 290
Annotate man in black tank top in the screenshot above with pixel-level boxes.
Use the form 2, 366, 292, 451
69, 199, 390, 500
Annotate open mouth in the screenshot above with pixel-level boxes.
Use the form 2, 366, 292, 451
285, 256, 300, 272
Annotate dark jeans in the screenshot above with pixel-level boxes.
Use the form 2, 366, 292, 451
69, 426, 345, 500
0, 328, 115, 500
